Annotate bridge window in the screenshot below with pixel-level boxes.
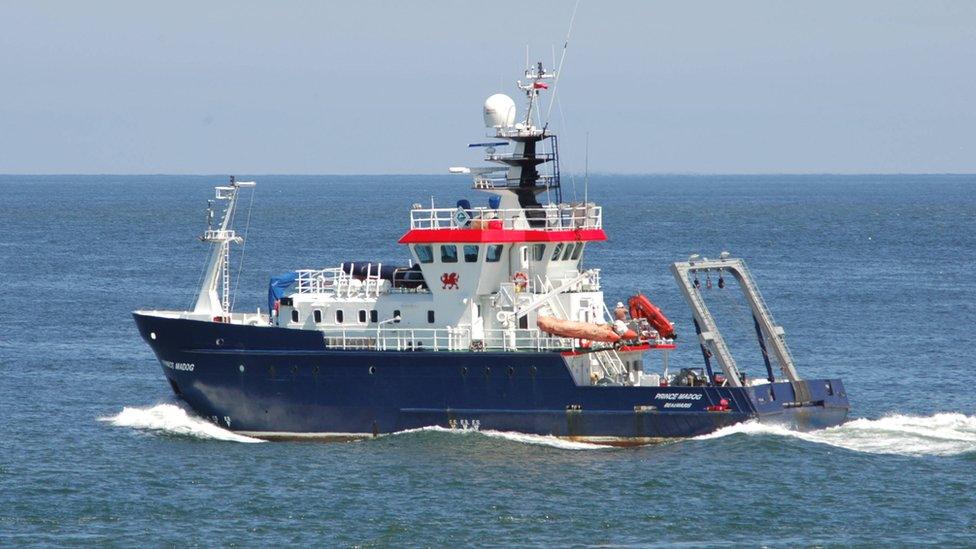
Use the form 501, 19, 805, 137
358, 310, 367, 323
531, 243, 546, 261
335, 310, 344, 323
415, 245, 433, 264
369, 310, 378, 323
551, 243, 564, 261
393, 310, 401, 322
291, 309, 299, 323
313, 309, 322, 323
562, 243, 574, 261
486, 244, 504, 262
571, 242, 584, 260
463, 244, 479, 262
440, 244, 458, 263
427, 310, 435, 323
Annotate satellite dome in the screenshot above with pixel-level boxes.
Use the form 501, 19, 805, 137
483, 94, 516, 128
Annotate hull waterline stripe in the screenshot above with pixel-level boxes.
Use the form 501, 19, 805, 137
235, 430, 675, 446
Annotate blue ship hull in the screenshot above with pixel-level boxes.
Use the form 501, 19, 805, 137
134, 313, 849, 444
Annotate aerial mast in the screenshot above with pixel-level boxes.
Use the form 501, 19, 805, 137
192, 176, 255, 318
517, 61, 555, 131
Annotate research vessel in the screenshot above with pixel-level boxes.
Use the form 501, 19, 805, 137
133, 63, 849, 443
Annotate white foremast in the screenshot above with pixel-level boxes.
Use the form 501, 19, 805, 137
192, 177, 255, 317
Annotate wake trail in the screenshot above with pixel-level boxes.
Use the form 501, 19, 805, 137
100, 406, 604, 449
695, 413, 976, 456
99, 403, 264, 443
101, 405, 975, 456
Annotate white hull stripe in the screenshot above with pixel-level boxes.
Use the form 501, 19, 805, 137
235, 430, 674, 446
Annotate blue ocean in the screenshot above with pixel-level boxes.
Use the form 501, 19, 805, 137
1, 174, 974, 546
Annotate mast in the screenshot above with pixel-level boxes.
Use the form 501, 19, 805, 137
517, 61, 554, 129
192, 176, 255, 317
452, 62, 564, 212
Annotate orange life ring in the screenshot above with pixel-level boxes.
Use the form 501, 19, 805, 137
512, 271, 529, 290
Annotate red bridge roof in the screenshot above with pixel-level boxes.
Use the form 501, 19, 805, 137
399, 228, 607, 244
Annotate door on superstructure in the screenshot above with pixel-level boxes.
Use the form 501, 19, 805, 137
471, 301, 485, 342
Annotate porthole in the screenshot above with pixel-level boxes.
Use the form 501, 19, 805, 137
149, 332, 157, 340
530, 366, 538, 376
507, 366, 515, 377
267, 365, 276, 377
461, 366, 468, 376
291, 365, 299, 374
368, 366, 376, 375
484, 366, 491, 376
215, 338, 224, 347
238, 364, 245, 373
312, 365, 320, 375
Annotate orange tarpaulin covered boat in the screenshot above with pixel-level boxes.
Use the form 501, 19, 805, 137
628, 294, 676, 339
537, 316, 621, 343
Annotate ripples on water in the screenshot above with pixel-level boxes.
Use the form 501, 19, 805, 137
2, 175, 975, 545
101, 403, 976, 457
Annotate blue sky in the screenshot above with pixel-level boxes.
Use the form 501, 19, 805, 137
1, 1, 973, 174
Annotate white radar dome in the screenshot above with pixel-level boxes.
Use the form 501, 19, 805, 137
483, 94, 516, 128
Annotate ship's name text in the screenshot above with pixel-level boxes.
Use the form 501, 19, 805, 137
162, 360, 195, 372
655, 392, 702, 401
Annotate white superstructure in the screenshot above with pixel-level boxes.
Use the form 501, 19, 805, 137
144, 62, 677, 387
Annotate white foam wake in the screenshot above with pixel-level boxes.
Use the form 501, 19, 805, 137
388, 425, 610, 451
695, 413, 976, 456
99, 404, 264, 443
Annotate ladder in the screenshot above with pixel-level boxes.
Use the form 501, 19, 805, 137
220, 245, 230, 313
511, 271, 627, 380
592, 347, 628, 381
670, 255, 801, 388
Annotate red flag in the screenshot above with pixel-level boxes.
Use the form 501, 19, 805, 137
533, 81, 549, 90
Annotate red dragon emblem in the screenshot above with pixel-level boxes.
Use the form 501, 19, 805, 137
440, 272, 459, 290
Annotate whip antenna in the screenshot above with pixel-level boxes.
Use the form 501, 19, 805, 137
543, 0, 582, 129
584, 131, 589, 205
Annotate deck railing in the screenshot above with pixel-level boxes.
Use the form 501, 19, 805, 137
294, 263, 412, 298
318, 325, 575, 352
527, 270, 601, 295
409, 204, 601, 231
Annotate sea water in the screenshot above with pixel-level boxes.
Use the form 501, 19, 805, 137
1, 174, 974, 545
